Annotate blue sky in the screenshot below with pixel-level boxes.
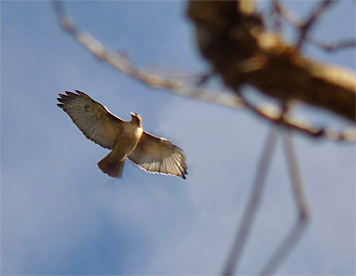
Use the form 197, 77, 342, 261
1, 1, 355, 275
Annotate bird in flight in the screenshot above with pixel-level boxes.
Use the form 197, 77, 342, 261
57, 90, 187, 179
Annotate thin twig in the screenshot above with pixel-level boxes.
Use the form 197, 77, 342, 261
296, 0, 335, 49
222, 124, 279, 275
258, 130, 309, 275
308, 38, 356, 52
272, 0, 283, 34
275, 0, 352, 52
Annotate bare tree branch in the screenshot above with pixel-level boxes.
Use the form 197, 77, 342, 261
274, 0, 356, 52
258, 130, 309, 275
296, 0, 335, 49
308, 38, 356, 52
222, 123, 279, 275
188, 1, 356, 142
53, 0, 355, 142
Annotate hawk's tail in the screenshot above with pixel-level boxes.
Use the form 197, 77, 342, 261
98, 152, 125, 178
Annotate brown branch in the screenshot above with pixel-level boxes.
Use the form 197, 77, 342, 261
187, 0, 356, 142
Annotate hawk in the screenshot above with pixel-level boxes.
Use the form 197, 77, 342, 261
57, 90, 187, 179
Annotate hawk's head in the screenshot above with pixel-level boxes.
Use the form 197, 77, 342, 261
130, 112, 143, 128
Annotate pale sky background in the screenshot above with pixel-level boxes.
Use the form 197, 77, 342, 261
1, 1, 355, 275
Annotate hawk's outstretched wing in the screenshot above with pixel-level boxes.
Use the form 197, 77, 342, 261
128, 131, 188, 179
57, 90, 123, 149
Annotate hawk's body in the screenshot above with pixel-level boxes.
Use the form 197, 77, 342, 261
57, 90, 187, 179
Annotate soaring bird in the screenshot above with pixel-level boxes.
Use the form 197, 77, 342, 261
57, 90, 187, 179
